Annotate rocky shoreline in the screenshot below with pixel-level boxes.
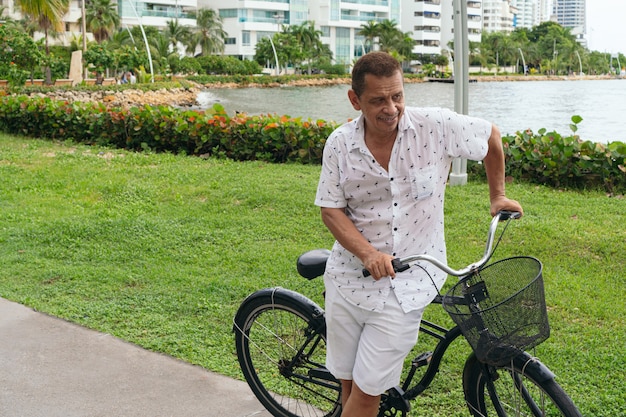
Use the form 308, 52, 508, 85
26, 74, 619, 108
27, 86, 201, 108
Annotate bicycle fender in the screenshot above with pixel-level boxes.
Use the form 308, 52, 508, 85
233, 287, 326, 334
510, 351, 556, 382
468, 351, 556, 383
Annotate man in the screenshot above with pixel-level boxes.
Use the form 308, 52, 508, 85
314, 51, 523, 417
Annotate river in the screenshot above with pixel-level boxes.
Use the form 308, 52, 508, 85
197, 78, 626, 142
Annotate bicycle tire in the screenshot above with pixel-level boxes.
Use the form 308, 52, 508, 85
463, 353, 582, 417
233, 287, 342, 417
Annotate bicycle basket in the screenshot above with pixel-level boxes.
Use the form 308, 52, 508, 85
442, 256, 549, 366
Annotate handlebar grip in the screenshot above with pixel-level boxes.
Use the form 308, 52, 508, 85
498, 210, 521, 221
362, 258, 410, 277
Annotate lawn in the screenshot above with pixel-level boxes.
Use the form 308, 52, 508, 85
0, 133, 623, 416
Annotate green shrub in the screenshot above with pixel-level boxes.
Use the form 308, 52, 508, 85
0, 95, 624, 193
501, 116, 626, 193
0, 95, 336, 164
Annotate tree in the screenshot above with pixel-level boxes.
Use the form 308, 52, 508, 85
286, 21, 328, 74
82, 0, 120, 43
164, 19, 192, 57
16, 0, 69, 54
0, 24, 44, 85
359, 20, 379, 52
192, 8, 226, 56
148, 31, 179, 74
84, 41, 114, 82
16, 0, 69, 84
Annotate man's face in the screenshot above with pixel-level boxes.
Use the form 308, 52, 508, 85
348, 71, 405, 139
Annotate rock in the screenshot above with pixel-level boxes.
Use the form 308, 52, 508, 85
31, 86, 202, 108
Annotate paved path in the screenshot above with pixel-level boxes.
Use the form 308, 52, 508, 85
0, 297, 273, 417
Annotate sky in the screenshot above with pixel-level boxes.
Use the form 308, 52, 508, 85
585, 0, 625, 54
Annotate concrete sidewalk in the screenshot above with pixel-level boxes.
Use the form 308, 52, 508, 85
0, 297, 272, 417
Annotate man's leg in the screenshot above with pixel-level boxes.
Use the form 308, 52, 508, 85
340, 380, 380, 417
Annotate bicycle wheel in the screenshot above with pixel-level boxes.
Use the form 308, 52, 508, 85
463, 353, 582, 417
233, 287, 342, 417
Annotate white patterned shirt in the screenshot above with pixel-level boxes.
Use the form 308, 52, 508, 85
315, 107, 492, 313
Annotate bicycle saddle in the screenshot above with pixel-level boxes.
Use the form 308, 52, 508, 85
297, 249, 331, 280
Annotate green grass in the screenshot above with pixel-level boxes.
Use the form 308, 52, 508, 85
1, 133, 624, 416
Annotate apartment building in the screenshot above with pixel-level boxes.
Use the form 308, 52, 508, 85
201, 0, 484, 66
482, 0, 516, 33
510, 0, 537, 29
0, 0, 197, 45
118, 0, 197, 29
552, 0, 585, 45
200, 0, 401, 66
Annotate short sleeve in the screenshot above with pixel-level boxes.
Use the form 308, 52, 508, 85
315, 135, 347, 208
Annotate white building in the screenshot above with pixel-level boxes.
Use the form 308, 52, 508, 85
552, 0, 585, 45
118, 0, 197, 29
511, 0, 537, 29
400, 0, 443, 56
200, 0, 401, 67
439, 1, 484, 54
201, 0, 484, 68
1, 0, 197, 45
482, 0, 516, 33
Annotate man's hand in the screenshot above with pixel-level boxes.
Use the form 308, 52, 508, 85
490, 195, 523, 217
362, 251, 396, 280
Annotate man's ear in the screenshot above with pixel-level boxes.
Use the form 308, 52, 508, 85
348, 89, 361, 111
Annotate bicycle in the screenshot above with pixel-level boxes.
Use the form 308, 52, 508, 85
233, 211, 582, 417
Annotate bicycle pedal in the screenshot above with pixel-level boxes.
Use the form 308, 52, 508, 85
412, 352, 433, 367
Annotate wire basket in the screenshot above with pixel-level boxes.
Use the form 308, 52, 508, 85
442, 256, 550, 366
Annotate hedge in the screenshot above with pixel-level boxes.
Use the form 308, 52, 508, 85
0, 95, 624, 193
0, 94, 336, 164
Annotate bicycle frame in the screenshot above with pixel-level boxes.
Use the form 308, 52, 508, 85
401, 300, 464, 400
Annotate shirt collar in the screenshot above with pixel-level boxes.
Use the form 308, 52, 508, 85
349, 111, 415, 152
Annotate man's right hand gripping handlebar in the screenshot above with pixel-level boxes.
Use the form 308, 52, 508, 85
363, 258, 410, 278
361, 210, 521, 278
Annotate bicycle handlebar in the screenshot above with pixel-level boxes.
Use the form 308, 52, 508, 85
362, 211, 521, 278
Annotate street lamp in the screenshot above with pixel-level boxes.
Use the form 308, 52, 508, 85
518, 47, 526, 75
574, 50, 583, 76
127, 0, 154, 83
270, 13, 284, 76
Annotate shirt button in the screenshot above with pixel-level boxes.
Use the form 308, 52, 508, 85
390, 177, 394, 181
393, 227, 398, 231
394, 203, 398, 206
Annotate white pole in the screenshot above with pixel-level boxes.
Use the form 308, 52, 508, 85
127, 0, 154, 83
268, 36, 280, 76
575, 50, 582, 76
449, 0, 469, 186
519, 47, 526, 74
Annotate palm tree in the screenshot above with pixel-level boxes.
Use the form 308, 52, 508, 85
287, 21, 324, 73
376, 19, 400, 52
16, 0, 69, 84
359, 20, 379, 52
165, 19, 192, 56
82, 0, 120, 43
16, 0, 69, 54
192, 8, 226, 56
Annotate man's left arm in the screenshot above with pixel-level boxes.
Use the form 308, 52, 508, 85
483, 124, 524, 216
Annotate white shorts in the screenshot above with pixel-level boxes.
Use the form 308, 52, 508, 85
324, 279, 424, 396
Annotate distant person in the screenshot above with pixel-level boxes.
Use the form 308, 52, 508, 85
314, 51, 523, 417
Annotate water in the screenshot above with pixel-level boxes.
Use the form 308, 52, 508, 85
197, 79, 626, 142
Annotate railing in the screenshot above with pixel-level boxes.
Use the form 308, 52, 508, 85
341, 0, 388, 6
